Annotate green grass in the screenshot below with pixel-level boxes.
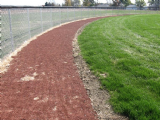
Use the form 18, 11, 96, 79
78, 14, 160, 120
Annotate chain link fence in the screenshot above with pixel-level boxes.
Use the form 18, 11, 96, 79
0, 7, 159, 60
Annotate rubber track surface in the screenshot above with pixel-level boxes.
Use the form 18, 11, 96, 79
1, 17, 106, 120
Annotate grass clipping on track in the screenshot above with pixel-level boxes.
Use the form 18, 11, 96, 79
78, 14, 160, 120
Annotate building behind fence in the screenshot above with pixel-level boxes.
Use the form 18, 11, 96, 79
0, 6, 159, 60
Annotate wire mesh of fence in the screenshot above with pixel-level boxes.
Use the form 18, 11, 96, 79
0, 7, 159, 60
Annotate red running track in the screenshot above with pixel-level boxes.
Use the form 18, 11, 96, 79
1, 17, 107, 120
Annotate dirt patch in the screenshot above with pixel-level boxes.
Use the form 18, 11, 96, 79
73, 23, 129, 120
20, 72, 38, 82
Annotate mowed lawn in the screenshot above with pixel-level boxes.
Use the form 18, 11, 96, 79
78, 14, 160, 120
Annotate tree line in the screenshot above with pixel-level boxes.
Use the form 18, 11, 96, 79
44, 0, 98, 7
45, 2, 60, 6
45, 0, 160, 8
63, 0, 146, 7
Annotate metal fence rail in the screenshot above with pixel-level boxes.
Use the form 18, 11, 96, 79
0, 6, 160, 60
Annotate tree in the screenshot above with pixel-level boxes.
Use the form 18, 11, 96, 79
148, 0, 154, 5
83, 0, 96, 6
45, 2, 56, 6
122, 0, 131, 6
112, 0, 121, 6
71, 0, 75, 6
148, 0, 160, 6
83, 0, 91, 6
74, 0, 81, 6
89, 0, 95, 6
64, 0, 72, 6
45, 2, 48, 6
135, 0, 146, 8
111, 0, 131, 6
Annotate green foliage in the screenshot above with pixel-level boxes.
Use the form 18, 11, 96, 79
122, 0, 132, 6
78, 14, 160, 120
83, 0, 91, 6
83, 0, 96, 6
135, 0, 146, 8
45, 2, 56, 6
89, 0, 95, 6
148, 0, 160, 6
112, 0, 132, 7
112, 0, 121, 6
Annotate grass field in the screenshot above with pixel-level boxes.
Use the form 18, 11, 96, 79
78, 14, 160, 120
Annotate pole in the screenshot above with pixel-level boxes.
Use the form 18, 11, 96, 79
27, 8, 31, 38
8, 9, 14, 52
40, 8, 43, 32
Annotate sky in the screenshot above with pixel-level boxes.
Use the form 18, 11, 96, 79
0, 0, 148, 6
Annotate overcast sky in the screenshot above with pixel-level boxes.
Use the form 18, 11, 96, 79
1, 0, 148, 6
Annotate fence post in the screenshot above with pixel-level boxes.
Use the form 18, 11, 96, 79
95, 7, 97, 17
60, 8, 61, 25
94, 7, 95, 17
67, 8, 68, 21
51, 8, 53, 27
0, 9, 2, 58
74, 8, 75, 20
40, 8, 43, 32
27, 8, 31, 39
8, 9, 14, 52
106, 7, 107, 16
101, 8, 102, 16
81, 8, 82, 19
97, 8, 99, 17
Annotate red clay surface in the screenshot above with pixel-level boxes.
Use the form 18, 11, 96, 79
1, 17, 107, 120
